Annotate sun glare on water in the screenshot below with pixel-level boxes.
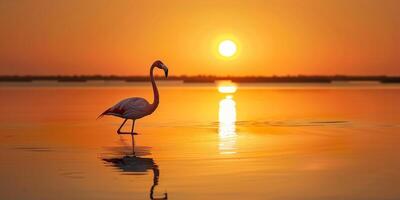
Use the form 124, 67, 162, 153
218, 85, 237, 93
217, 81, 237, 94
218, 40, 237, 57
217, 81, 237, 155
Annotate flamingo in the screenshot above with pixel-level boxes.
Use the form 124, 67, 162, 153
98, 60, 168, 138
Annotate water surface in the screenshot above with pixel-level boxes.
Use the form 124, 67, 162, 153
0, 82, 399, 200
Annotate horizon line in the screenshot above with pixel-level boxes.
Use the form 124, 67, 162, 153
1, 74, 399, 84
1, 74, 399, 77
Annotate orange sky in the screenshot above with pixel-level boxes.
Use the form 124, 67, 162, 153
0, 0, 399, 76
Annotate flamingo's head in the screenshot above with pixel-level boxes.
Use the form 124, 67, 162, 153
152, 60, 168, 78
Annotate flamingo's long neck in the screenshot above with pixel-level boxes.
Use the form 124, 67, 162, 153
150, 65, 159, 110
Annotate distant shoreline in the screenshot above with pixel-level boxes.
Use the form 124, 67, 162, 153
0, 75, 399, 84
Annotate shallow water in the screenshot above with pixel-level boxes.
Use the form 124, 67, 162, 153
0, 82, 400, 200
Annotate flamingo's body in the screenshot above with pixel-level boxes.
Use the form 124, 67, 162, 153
98, 60, 168, 135
99, 97, 153, 120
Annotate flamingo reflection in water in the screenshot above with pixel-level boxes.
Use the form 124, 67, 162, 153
102, 137, 168, 199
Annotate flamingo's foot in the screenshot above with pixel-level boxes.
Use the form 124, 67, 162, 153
117, 132, 138, 135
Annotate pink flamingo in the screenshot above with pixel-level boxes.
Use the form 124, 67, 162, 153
98, 60, 168, 137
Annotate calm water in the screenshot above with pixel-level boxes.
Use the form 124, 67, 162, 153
0, 82, 400, 200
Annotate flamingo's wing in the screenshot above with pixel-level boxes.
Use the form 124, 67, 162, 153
99, 97, 150, 119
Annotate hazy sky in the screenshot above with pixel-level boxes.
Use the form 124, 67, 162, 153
0, 0, 399, 76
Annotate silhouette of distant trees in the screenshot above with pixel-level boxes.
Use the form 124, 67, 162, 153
0, 75, 399, 83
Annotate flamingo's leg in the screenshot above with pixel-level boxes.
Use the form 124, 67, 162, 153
131, 120, 136, 155
131, 133, 135, 156
129, 120, 138, 135
131, 120, 135, 134
117, 119, 128, 134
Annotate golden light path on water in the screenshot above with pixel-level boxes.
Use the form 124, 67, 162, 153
218, 82, 237, 154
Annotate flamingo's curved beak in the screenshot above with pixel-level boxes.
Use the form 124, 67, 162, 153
164, 67, 168, 78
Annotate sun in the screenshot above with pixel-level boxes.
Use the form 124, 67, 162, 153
218, 40, 237, 57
